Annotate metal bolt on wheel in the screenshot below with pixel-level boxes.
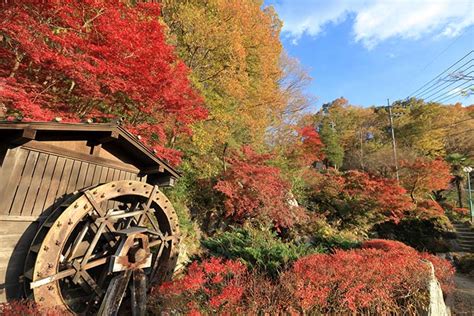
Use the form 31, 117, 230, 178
23, 180, 180, 315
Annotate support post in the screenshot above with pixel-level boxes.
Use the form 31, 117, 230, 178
387, 99, 399, 182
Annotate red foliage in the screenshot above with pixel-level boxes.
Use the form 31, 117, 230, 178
152, 241, 454, 314
155, 258, 247, 314
0, 300, 60, 316
306, 169, 414, 225
282, 240, 454, 314
294, 126, 324, 166
361, 239, 413, 252
414, 200, 445, 218
453, 207, 469, 215
215, 146, 306, 228
343, 171, 414, 221
0, 1, 206, 165
400, 158, 452, 202
363, 239, 455, 294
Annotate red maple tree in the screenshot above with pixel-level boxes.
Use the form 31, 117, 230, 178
305, 169, 414, 226
295, 125, 324, 167
0, 1, 206, 164
399, 158, 452, 202
214, 146, 306, 228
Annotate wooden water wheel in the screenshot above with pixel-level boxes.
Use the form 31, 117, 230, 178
23, 180, 180, 315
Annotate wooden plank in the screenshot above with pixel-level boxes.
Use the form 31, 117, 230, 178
112, 168, 120, 181
118, 170, 126, 181
106, 167, 115, 183
22, 141, 139, 174
20, 152, 48, 216
54, 158, 74, 206
84, 163, 96, 188
66, 160, 81, 194
31, 155, 58, 216
75, 161, 89, 191
9, 151, 39, 215
0, 215, 43, 226
0, 148, 29, 215
92, 165, 103, 186
42, 156, 66, 212
99, 167, 109, 184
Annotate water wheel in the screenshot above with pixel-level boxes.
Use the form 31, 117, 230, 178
23, 180, 180, 315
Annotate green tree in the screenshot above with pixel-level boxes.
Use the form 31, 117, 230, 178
319, 118, 344, 169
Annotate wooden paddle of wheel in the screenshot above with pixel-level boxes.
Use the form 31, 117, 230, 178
23, 180, 180, 315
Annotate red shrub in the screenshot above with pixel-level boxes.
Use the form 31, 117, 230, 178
420, 253, 455, 294
215, 146, 306, 228
152, 241, 454, 314
153, 258, 247, 314
361, 239, 414, 252
282, 240, 454, 314
362, 239, 455, 294
0, 300, 60, 316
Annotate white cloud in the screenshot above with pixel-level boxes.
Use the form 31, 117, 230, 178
270, 0, 474, 48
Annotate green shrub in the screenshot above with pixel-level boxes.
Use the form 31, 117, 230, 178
202, 227, 322, 278
371, 215, 455, 253
290, 214, 361, 251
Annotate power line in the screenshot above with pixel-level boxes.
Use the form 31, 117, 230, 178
432, 81, 474, 103
415, 61, 473, 99
406, 28, 473, 94
423, 71, 474, 101
406, 50, 474, 99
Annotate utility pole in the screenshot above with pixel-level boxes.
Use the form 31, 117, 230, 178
464, 167, 473, 223
387, 99, 400, 182
359, 130, 365, 171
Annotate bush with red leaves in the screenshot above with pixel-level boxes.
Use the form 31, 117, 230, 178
363, 239, 454, 294
214, 146, 306, 228
282, 240, 454, 314
0, 300, 60, 316
151, 258, 247, 314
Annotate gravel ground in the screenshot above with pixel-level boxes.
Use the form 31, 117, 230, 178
450, 273, 474, 315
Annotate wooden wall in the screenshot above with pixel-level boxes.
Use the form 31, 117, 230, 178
0, 144, 145, 302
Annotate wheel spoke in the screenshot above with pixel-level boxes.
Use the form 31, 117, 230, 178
81, 221, 106, 267
30, 257, 108, 289
65, 222, 90, 261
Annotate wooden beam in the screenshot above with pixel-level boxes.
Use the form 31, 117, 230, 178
140, 165, 165, 175
97, 130, 119, 143
10, 127, 36, 146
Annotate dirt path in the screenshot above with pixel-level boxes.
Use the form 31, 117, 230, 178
450, 273, 474, 315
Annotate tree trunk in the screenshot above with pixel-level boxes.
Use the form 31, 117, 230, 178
455, 177, 464, 208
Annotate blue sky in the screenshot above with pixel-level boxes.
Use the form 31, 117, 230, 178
265, 0, 474, 110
